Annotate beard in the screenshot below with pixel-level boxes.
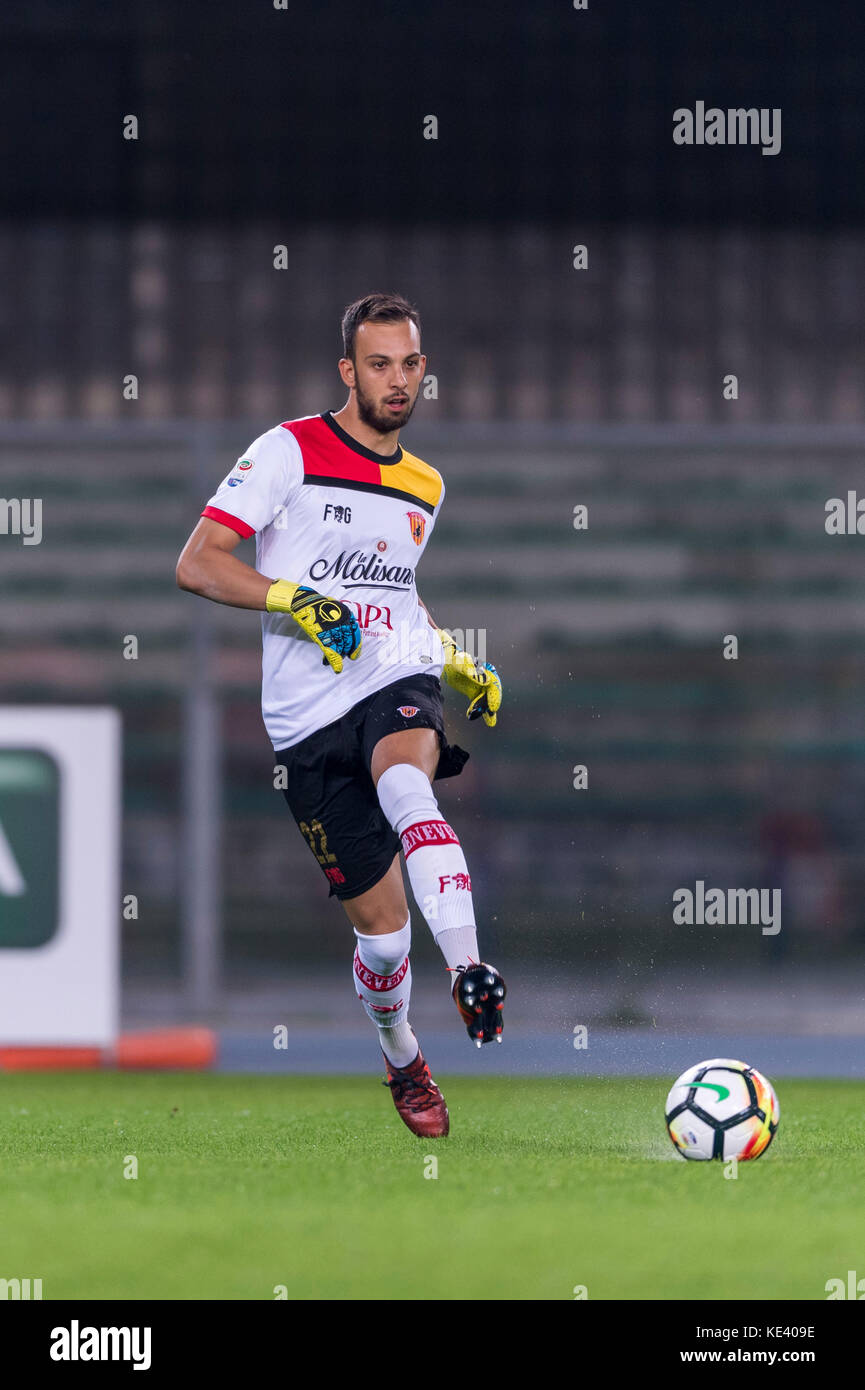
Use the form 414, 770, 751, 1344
355, 377, 418, 434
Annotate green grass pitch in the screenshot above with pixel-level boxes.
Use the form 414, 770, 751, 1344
1, 1072, 863, 1300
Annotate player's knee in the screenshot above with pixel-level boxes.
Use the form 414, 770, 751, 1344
351, 910, 411, 958
350, 905, 409, 937
371, 729, 439, 785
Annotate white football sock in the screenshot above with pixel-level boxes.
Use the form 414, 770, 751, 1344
436, 925, 481, 977
377, 764, 480, 985
352, 917, 418, 1068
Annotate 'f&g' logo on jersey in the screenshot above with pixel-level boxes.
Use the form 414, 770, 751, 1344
406, 510, 426, 545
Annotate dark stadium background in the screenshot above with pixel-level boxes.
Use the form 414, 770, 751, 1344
2, 0, 864, 1067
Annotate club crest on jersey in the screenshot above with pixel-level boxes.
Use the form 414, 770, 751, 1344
406, 510, 426, 545
398, 705, 419, 718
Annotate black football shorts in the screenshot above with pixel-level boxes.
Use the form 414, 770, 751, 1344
274, 673, 469, 901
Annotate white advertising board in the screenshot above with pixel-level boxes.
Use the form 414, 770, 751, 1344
0, 707, 120, 1046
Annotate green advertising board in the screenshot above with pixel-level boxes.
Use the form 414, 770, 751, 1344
0, 749, 60, 948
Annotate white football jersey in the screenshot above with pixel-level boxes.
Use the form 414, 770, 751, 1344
203, 411, 447, 749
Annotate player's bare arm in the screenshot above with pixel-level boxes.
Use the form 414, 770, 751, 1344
176, 517, 272, 609
417, 592, 439, 628
177, 518, 362, 674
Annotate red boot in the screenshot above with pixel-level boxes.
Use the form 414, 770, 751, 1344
382, 1046, 449, 1137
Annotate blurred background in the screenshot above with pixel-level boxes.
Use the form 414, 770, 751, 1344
2, 0, 865, 1070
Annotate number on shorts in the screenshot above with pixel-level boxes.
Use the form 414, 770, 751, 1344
299, 818, 337, 865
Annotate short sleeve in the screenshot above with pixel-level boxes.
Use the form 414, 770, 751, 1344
202, 426, 301, 538
435, 476, 446, 516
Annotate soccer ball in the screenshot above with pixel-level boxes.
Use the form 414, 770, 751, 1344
665, 1058, 780, 1161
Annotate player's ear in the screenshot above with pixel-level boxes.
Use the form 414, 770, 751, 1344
338, 356, 355, 388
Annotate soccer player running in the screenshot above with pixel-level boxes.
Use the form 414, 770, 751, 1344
176, 293, 505, 1138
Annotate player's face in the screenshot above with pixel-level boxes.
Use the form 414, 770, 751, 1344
348, 321, 425, 433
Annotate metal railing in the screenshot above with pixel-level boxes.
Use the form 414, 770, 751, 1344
4, 420, 865, 1008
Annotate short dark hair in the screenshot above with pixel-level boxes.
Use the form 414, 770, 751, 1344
341, 292, 421, 360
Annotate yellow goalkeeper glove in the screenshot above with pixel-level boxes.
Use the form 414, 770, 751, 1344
437, 628, 502, 727
266, 580, 362, 674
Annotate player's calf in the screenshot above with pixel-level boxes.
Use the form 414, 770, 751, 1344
352, 916, 419, 1069
376, 762, 481, 966
376, 762, 506, 1048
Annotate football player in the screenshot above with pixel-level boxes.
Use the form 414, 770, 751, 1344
177, 293, 505, 1137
